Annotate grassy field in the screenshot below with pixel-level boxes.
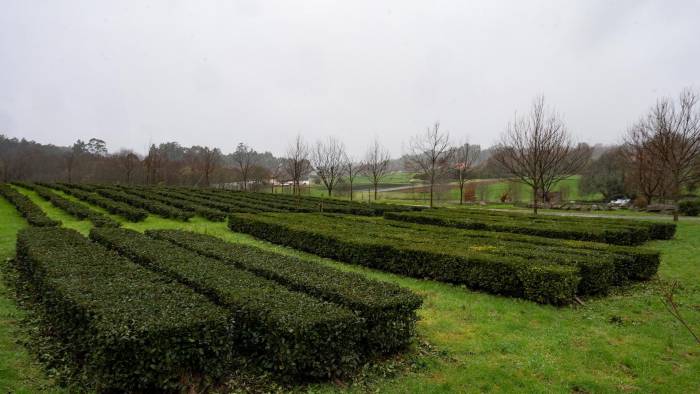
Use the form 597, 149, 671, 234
298, 174, 602, 206
1, 186, 699, 392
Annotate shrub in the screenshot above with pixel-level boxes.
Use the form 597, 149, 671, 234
48, 183, 148, 221
679, 200, 700, 216
384, 209, 671, 245
14, 227, 234, 391
118, 187, 228, 221
18, 182, 120, 227
0, 184, 60, 227
228, 213, 584, 305
192, 189, 423, 215
95, 188, 194, 221
155, 188, 263, 214
90, 227, 363, 378
146, 229, 422, 355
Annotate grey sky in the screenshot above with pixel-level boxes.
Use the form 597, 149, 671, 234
1, 0, 698, 157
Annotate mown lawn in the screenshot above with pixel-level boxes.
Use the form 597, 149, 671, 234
364, 175, 603, 206
1, 187, 698, 392
0, 196, 66, 393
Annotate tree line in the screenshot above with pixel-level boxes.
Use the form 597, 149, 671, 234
2, 88, 698, 218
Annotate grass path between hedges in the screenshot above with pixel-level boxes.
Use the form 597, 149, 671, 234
0, 195, 67, 393
2, 186, 699, 392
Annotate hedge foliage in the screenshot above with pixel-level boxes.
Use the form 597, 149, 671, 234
0, 184, 60, 226
95, 187, 194, 221
385, 208, 675, 245
154, 188, 264, 214
49, 183, 148, 221
196, 188, 423, 215
229, 213, 585, 304
167, 188, 423, 216
229, 213, 661, 304
251, 191, 424, 214
117, 186, 228, 221
679, 200, 700, 216
146, 229, 422, 355
14, 226, 234, 391
17, 182, 120, 227
90, 227, 364, 379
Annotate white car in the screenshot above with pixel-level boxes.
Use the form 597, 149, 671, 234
608, 198, 631, 207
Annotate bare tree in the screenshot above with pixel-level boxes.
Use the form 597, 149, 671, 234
405, 122, 454, 208
198, 147, 221, 187
453, 142, 480, 205
116, 150, 140, 184
268, 158, 284, 193
623, 123, 665, 204
144, 144, 162, 185
64, 140, 87, 183
231, 142, 257, 191
344, 154, 361, 201
662, 281, 700, 344
283, 135, 312, 195
637, 89, 700, 220
362, 139, 391, 201
493, 96, 591, 214
312, 137, 346, 197
1, 136, 32, 182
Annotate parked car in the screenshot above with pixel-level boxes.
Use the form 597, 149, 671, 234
608, 198, 631, 208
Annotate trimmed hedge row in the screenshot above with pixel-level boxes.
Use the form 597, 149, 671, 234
193, 189, 317, 213
90, 227, 364, 379
388, 208, 676, 244
384, 210, 649, 245
368, 215, 659, 283
14, 226, 234, 391
228, 213, 662, 304
50, 183, 148, 221
0, 184, 60, 226
154, 189, 264, 214
200, 189, 416, 215
118, 187, 228, 221
17, 182, 120, 227
188, 189, 294, 213
197, 189, 371, 215
228, 213, 582, 305
146, 229, 422, 355
402, 220, 661, 283
266, 192, 425, 215
95, 187, 194, 221
679, 200, 700, 216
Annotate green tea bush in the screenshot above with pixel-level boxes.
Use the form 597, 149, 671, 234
229, 213, 662, 303
90, 227, 363, 378
15, 227, 234, 391
19, 182, 120, 227
95, 188, 194, 221
679, 200, 700, 216
49, 183, 148, 221
0, 184, 60, 226
146, 229, 422, 354
156, 188, 263, 214
199, 189, 422, 215
118, 187, 228, 221
228, 213, 583, 304
384, 209, 672, 245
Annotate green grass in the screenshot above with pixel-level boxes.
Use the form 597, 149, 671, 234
0, 197, 66, 393
275, 174, 602, 205
1, 187, 699, 392
404, 176, 601, 204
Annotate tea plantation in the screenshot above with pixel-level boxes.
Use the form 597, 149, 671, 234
1, 183, 698, 392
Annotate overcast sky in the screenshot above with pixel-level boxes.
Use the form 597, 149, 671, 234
1, 0, 698, 156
